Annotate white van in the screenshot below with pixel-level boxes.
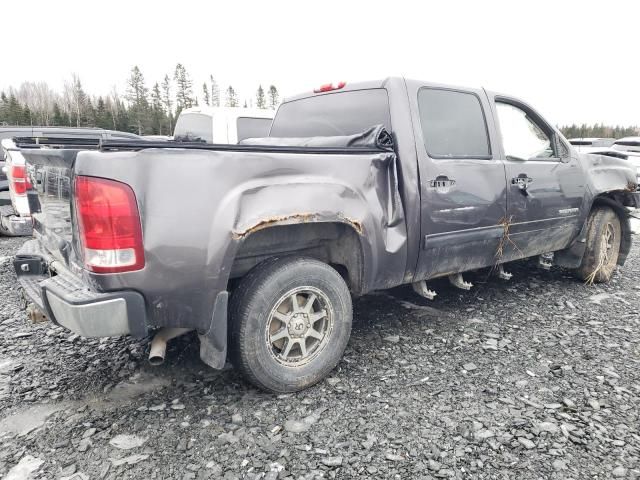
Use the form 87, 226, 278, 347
173, 107, 274, 144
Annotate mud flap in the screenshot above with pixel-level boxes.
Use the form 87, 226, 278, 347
198, 291, 228, 370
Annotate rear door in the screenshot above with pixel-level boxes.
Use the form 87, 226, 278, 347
489, 96, 585, 258
412, 84, 508, 280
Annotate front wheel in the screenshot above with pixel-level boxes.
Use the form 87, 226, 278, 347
229, 257, 352, 392
575, 207, 622, 283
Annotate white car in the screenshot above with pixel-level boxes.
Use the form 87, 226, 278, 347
590, 137, 640, 180
173, 107, 274, 144
612, 136, 640, 155
568, 137, 616, 153
589, 137, 640, 233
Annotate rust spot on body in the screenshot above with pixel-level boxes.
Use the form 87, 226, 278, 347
232, 212, 364, 239
337, 214, 364, 235
232, 213, 317, 239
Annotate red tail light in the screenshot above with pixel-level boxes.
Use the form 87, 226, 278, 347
74, 176, 145, 273
10, 165, 32, 195
313, 81, 346, 93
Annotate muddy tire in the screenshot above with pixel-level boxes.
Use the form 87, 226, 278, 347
229, 256, 352, 393
575, 207, 622, 283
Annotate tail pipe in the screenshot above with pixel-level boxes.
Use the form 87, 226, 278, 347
148, 327, 192, 366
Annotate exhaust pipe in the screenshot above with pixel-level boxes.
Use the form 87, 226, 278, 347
148, 328, 192, 366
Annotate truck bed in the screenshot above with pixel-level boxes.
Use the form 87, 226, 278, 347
18, 126, 407, 339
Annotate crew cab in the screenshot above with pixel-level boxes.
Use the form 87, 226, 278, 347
13, 77, 639, 392
0, 127, 141, 236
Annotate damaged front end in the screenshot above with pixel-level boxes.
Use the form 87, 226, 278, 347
555, 152, 640, 268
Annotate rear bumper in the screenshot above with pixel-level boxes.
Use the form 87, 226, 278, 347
14, 240, 148, 337
0, 205, 32, 236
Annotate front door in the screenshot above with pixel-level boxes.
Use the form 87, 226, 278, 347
490, 97, 585, 260
413, 86, 508, 281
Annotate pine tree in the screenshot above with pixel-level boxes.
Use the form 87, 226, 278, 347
256, 85, 266, 109
161, 75, 173, 133
126, 66, 150, 135
268, 85, 279, 110
225, 86, 238, 107
0, 92, 8, 125
210, 75, 220, 107
174, 63, 194, 114
51, 103, 64, 126
202, 83, 210, 106
150, 83, 165, 135
95, 97, 111, 129
85, 98, 97, 127
22, 105, 33, 125
8, 93, 22, 125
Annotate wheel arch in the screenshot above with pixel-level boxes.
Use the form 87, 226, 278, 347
229, 220, 368, 295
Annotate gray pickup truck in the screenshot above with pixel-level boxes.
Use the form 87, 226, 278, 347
13, 77, 640, 392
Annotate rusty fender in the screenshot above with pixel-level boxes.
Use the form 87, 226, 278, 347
231, 213, 364, 239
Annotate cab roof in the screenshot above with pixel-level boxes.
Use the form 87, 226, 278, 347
283, 77, 486, 103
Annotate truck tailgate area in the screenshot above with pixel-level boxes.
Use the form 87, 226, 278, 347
14, 239, 148, 338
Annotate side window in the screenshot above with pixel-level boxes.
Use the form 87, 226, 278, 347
418, 88, 490, 158
496, 102, 555, 160
236, 117, 272, 142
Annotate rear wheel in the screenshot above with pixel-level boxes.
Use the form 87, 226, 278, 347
229, 256, 352, 392
575, 207, 621, 283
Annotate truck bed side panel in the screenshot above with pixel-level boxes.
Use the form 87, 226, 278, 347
67, 147, 407, 331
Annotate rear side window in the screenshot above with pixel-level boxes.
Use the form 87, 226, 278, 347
173, 113, 213, 143
270, 89, 391, 137
237, 117, 272, 141
418, 88, 490, 158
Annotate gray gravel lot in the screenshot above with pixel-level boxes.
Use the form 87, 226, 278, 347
1, 235, 639, 479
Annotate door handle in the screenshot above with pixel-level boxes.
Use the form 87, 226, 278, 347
429, 175, 456, 189
511, 174, 533, 192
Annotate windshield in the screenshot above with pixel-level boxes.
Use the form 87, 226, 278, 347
270, 88, 391, 137
173, 113, 213, 143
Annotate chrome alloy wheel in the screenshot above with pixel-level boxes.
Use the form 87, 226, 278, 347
265, 286, 334, 366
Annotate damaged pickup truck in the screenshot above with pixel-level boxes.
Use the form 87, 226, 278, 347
13, 77, 640, 392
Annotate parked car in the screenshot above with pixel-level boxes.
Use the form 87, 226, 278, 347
568, 137, 615, 153
173, 106, 274, 144
13, 77, 640, 392
0, 127, 141, 236
611, 136, 640, 154
587, 137, 640, 185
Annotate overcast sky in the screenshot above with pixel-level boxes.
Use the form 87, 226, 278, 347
2, 0, 638, 126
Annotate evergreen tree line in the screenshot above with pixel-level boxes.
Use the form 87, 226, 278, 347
0, 65, 281, 136
559, 124, 639, 139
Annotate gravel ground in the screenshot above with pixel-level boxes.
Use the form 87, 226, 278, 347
1, 235, 639, 480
